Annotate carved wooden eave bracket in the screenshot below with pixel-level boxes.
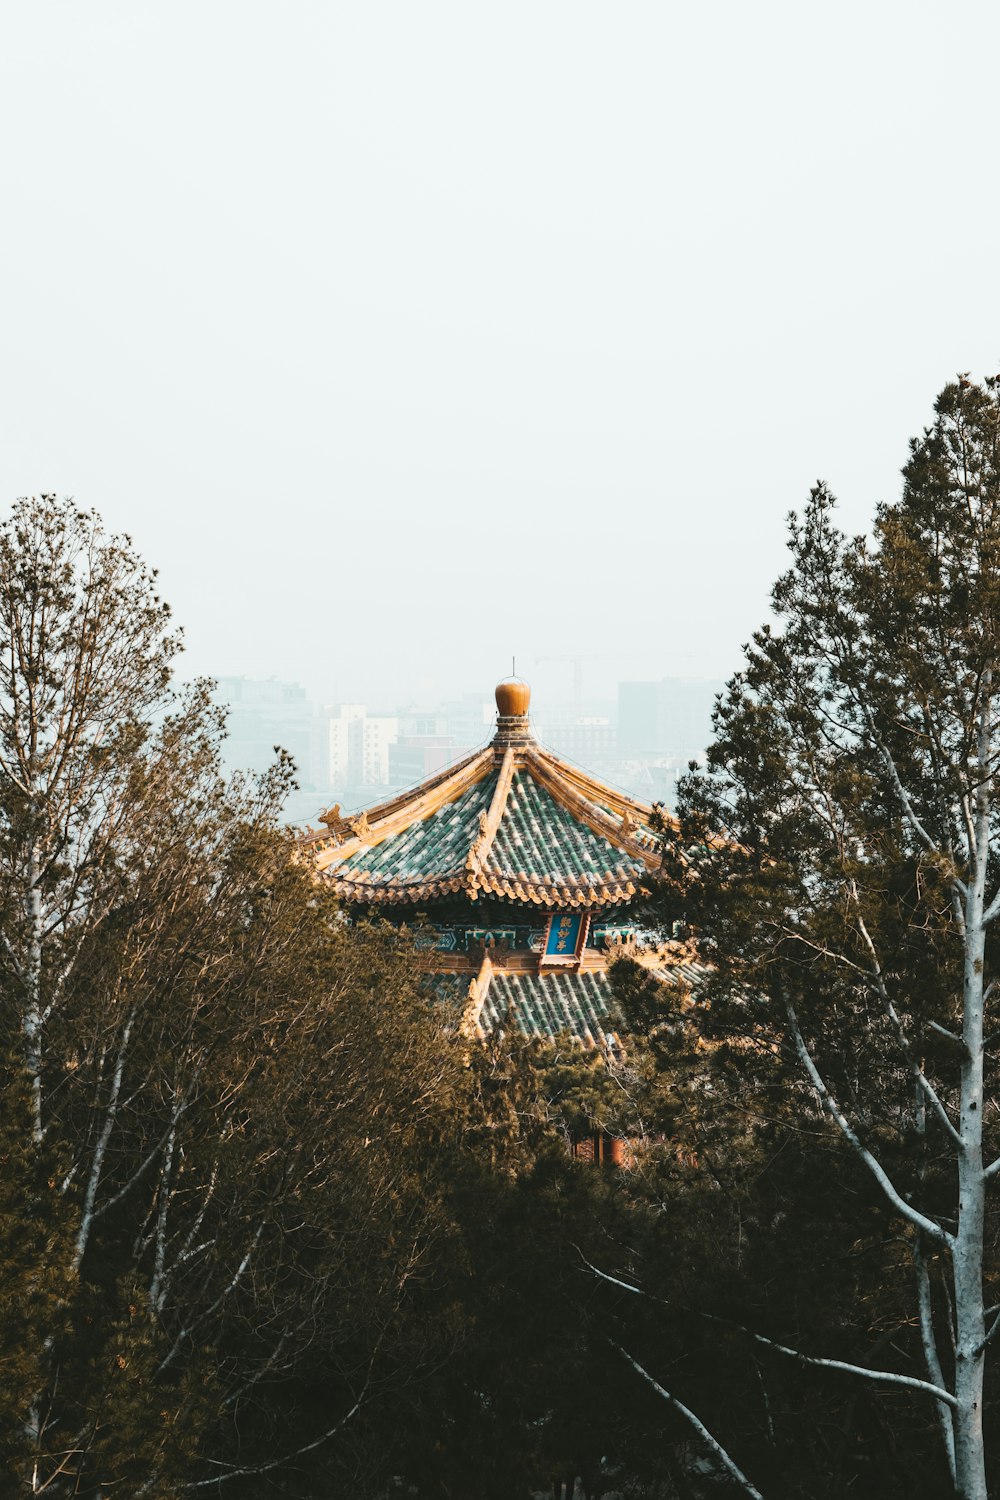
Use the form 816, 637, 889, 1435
324, 866, 642, 910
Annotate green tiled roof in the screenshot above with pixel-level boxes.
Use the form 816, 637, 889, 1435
309, 732, 663, 910
650, 960, 709, 991
487, 772, 644, 884
345, 775, 496, 882
422, 958, 712, 1047
481, 970, 618, 1046
422, 972, 473, 1009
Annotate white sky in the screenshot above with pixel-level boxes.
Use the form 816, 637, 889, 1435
2, 3, 998, 710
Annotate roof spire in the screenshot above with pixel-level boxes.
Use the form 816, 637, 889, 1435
494, 673, 532, 749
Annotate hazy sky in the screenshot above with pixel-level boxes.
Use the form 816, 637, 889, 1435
2, 3, 998, 710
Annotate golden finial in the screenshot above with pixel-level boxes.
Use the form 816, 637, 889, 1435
495, 676, 531, 718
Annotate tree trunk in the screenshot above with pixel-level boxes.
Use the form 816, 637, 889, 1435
954, 702, 990, 1500
22, 842, 44, 1146
953, 922, 988, 1499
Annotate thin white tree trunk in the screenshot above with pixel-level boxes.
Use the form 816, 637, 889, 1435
22, 842, 44, 1146
73, 1010, 137, 1271
952, 692, 991, 1500
148, 1121, 177, 1312
914, 1228, 956, 1483
954, 920, 988, 1499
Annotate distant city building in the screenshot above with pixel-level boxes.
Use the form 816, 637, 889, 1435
325, 708, 353, 788
355, 713, 398, 785
389, 734, 459, 786
388, 703, 468, 789
213, 676, 314, 784
319, 704, 399, 787
438, 692, 495, 752
535, 704, 617, 767
397, 708, 448, 739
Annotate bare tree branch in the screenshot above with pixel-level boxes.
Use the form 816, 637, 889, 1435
179, 1383, 368, 1491
611, 1342, 765, 1500
928, 1020, 966, 1051
786, 1000, 952, 1245
583, 1255, 958, 1408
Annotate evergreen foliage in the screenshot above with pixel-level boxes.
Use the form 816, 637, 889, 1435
611, 376, 1000, 1499
0, 496, 642, 1497
18, 381, 1000, 1500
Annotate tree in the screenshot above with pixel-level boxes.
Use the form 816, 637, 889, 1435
628, 377, 1000, 1499
0, 497, 471, 1495
399, 1030, 662, 1500
0, 496, 699, 1498
0, 496, 179, 1147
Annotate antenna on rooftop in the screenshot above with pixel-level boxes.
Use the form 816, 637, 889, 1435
512, 655, 516, 676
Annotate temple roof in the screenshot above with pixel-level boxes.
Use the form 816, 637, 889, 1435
305, 679, 667, 911
429, 950, 710, 1046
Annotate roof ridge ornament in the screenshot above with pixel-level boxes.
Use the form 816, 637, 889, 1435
493, 675, 533, 752
348, 809, 372, 843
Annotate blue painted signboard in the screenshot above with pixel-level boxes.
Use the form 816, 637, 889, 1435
545, 913, 584, 959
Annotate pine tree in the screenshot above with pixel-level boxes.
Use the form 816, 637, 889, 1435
635, 377, 1000, 1499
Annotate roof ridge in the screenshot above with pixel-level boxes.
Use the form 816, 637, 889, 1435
524, 748, 662, 873
531, 744, 675, 830
304, 745, 493, 852
460, 951, 493, 1039
465, 746, 515, 886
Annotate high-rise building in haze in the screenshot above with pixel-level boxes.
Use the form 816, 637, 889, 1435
320, 704, 399, 787
213, 676, 315, 785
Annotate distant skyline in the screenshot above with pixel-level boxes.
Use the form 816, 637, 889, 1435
206, 661, 725, 717
2, 3, 999, 707
210, 668, 723, 826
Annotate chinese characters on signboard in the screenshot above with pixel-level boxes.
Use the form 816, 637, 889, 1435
543, 913, 585, 960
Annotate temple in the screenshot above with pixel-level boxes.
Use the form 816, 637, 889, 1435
304, 677, 705, 1052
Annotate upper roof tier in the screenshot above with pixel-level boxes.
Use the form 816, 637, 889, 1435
305, 678, 668, 910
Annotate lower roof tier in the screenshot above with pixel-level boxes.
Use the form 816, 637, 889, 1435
428, 948, 710, 1048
